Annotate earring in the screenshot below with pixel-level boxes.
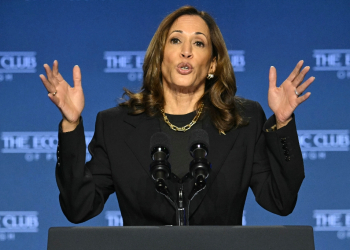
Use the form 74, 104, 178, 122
207, 73, 214, 80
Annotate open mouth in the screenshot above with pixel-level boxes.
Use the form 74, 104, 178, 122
177, 62, 193, 75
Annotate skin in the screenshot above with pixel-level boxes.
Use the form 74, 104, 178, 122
161, 15, 216, 115
39, 15, 314, 132
268, 61, 314, 128
40, 61, 83, 132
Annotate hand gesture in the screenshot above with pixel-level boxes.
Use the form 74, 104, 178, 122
40, 60, 85, 131
268, 60, 315, 128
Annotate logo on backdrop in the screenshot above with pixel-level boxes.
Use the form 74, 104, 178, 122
2, 130, 346, 162
104, 210, 246, 226
313, 49, 350, 79
103, 50, 245, 81
313, 210, 350, 240
228, 50, 245, 72
104, 51, 144, 82
105, 211, 123, 226
298, 130, 349, 160
242, 210, 246, 226
0, 131, 93, 162
0, 211, 39, 241
3, 130, 346, 162
0, 51, 37, 82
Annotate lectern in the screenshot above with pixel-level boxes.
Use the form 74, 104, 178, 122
47, 226, 315, 250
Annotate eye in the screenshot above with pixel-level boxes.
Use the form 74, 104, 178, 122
170, 38, 181, 44
194, 41, 204, 47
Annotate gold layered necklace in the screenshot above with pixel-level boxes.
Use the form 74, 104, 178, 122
160, 102, 204, 132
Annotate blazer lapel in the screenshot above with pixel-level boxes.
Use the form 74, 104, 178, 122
124, 113, 161, 177
124, 112, 241, 219
189, 117, 241, 217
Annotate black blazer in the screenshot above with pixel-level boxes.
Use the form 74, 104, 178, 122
56, 100, 304, 225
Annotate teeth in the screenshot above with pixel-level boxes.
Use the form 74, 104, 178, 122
181, 66, 189, 69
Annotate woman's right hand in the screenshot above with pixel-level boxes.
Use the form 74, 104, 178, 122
40, 60, 85, 132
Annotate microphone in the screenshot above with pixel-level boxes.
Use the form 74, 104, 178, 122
188, 129, 211, 188
149, 132, 172, 190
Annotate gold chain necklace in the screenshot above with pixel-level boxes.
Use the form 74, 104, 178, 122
160, 103, 204, 132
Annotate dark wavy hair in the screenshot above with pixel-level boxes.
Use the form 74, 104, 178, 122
120, 5, 247, 132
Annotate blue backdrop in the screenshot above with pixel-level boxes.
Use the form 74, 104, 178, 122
0, 0, 349, 249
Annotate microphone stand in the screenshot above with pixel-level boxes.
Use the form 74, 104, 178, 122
154, 179, 187, 226
153, 174, 208, 226
153, 179, 180, 225
177, 185, 187, 226
186, 177, 207, 226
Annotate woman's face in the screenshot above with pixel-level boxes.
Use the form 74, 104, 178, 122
161, 15, 216, 93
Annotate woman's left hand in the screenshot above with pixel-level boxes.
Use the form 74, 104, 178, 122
268, 60, 315, 129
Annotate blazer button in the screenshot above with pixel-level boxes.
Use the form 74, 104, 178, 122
280, 138, 287, 143
285, 156, 291, 161
57, 162, 61, 166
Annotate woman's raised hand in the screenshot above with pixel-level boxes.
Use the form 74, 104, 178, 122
268, 60, 315, 129
40, 60, 85, 132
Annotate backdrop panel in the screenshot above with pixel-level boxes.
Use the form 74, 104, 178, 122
0, 0, 349, 249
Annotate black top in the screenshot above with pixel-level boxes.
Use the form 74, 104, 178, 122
159, 111, 203, 179
56, 100, 305, 226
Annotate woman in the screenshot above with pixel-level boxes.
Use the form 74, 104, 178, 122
40, 6, 314, 225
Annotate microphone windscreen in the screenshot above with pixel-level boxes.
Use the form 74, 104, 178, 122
188, 129, 210, 150
150, 132, 171, 153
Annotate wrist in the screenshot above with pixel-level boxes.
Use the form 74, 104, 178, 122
61, 117, 80, 132
276, 117, 292, 129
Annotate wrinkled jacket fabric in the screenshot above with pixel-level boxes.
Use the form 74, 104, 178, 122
56, 100, 304, 225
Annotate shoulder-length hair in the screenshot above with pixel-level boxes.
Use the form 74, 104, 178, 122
120, 5, 246, 132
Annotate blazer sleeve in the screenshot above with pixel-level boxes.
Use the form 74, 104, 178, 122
56, 113, 115, 223
249, 102, 305, 216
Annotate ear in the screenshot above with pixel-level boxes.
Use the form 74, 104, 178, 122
209, 56, 217, 74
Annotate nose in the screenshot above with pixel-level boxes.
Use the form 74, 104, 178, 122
181, 41, 192, 58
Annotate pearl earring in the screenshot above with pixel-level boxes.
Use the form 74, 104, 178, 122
207, 73, 214, 80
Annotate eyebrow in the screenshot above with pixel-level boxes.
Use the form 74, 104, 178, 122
170, 30, 208, 39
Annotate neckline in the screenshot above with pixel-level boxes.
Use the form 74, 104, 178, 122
164, 110, 197, 123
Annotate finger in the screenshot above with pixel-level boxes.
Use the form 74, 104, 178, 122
53, 71, 66, 84
52, 60, 59, 76
292, 66, 310, 87
39, 74, 56, 93
296, 76, 315, 94
72, 65, 82, 88
287, 60, 304, 82
47, 92, 60, 107
296, 92, 311, 105
43, 63, 53, 80
269, 66, 277, 89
